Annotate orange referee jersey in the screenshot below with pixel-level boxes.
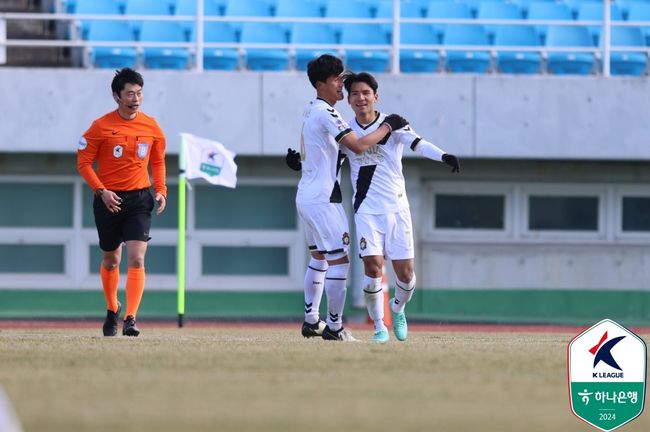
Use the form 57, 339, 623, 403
77, 110, 167, 197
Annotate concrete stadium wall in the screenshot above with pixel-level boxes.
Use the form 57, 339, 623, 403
2, 69, 650, 159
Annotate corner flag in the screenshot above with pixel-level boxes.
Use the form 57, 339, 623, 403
180, 132, 237, 188
177, 133, 238, 327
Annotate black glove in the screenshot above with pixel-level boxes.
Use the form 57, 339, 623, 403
380, 114, 409, 132
285, 148, 301, 171
442, 153, 460, 173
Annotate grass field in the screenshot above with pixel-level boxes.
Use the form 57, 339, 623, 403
0, 325, 648, 432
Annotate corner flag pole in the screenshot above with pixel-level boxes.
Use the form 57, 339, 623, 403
177, 136, 187, 328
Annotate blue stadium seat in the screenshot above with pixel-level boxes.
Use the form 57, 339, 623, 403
275, 0, 322, 32
74, 0, 122, 40
462, 0, 502, 18
577, 2, 624, 45
526, 1, 573, 44
376, 1, 423, 19
399, 23, 440, 73
86, 21, 137, 68
124, 0, 172, 37
175, 0, 224, 16
608, 26, 647, 76
140, 21, 190, 69
626, 2, 650, 44
509, 0, 553, 18
476, 2, 523, 43
546, 26, 595, 75
325, 0, 373, 36
339, 24, 390, 72
291, 23, 338, 70
175, 0, 224, 37
443, 24, 491, 73
240, 22, 290, 71
224, 0, 273, 33
494, 25, 542, 74
563, 0, 600, 19
200, 22, 239, 70
376, 1, 423, 33
426, 2, 473, 41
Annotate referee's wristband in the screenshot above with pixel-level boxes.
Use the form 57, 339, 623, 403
95, 188, 105, 197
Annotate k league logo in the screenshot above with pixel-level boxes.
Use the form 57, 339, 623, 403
568, 319, 647, 431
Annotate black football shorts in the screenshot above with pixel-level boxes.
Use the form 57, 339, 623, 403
93, 188, 154, 251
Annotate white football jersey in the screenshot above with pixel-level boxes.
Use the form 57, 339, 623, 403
343, 111, 422, 214
296, 98, 352, 205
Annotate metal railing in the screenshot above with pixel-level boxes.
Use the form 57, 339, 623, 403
0, 0, 645, 76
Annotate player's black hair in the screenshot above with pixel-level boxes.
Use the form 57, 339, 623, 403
307, 54, 344, 88
111, 68, 144, 95
343, 72, 378, 95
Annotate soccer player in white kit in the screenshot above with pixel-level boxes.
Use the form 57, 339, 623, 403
294, 55, 410, 341
342, 72, 460, 343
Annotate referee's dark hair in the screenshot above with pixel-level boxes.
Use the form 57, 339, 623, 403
307, 54, 344, 88
343, 72, 379, 95
111, 68, 144, 95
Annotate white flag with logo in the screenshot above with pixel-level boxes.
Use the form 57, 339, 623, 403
181, 133, 237, 188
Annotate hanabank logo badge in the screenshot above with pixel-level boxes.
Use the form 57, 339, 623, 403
568, 319, 647, 431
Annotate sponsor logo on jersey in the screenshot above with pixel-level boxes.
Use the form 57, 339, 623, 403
78, 137, 87, 150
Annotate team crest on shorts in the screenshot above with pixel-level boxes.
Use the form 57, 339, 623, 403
359, 237, 367, 250
342, 232, 350, 246
113, 145, 123, 158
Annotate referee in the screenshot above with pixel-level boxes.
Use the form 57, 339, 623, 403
77, 68, 167, 337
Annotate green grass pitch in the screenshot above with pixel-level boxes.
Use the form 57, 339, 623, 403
0, 326, 648, 432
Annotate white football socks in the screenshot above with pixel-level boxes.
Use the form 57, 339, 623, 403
304, 258, 328, 324
392, 276, 416, 314
324, 263, 349, 331
363, 275, 387, 332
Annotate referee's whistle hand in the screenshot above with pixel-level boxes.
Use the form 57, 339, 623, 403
155, 193, 166, 215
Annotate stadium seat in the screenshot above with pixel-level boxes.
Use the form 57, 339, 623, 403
86, 21, 137, 68
325, 0, 373, 37
175, 0, 224, 16
608, 26, 647, 76
509, 0, 553, 18
462, 0, 502, 18
175, 0, 224, 38
339, 24, 390, 72
546, 26, 595, 75
626, 2, 650, 44
426, 2, 473, 42
240, 22, 290, 71
140, 21, 190, 69
577, 2, 624, 45
563, 0, 600, 19
443, 24, 491, 73
275, 0, 322, 32
494, 25, 542, 74
200, 22, 239, 70
526, 1, 573, 44
224, 0, 273, 33
291, 23, 339, 71
74, 0, 122, 40
124, 0, 173, 37
399, 23, 440, 73
376, 1, 424, 33
476, 1, 523, 43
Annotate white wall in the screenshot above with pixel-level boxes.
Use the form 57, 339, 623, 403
2, 69, 650, 159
